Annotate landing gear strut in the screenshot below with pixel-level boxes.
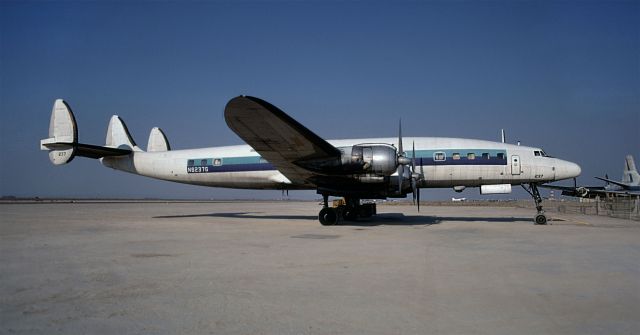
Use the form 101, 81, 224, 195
522, 183, 548, 225
318, 195, 376, 226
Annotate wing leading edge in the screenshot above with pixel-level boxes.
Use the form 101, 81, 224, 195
224, 96, 341, 185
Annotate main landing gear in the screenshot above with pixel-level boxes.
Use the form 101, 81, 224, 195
522, 183, 548, 225
318, 195, 376, 226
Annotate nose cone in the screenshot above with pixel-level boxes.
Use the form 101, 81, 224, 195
556, 160, 581, 180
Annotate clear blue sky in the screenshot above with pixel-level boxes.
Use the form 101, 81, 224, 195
1, 1, 638, 199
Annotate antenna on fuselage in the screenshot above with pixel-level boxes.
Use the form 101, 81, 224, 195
501, 129, 506, 143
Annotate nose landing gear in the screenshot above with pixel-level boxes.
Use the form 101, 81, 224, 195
523, 183, 549, 225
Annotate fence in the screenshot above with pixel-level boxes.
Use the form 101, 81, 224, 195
548, 196, 640, 221
421, 196, 640, 221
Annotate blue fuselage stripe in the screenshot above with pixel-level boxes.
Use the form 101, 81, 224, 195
418, 156, 507, 166
186, 149, 508, 173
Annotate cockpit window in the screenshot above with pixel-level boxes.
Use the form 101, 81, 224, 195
534, 151, 540, 156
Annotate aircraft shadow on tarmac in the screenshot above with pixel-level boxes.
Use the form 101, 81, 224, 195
153, 212, 532, 226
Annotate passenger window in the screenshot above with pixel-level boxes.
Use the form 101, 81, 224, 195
467, 153, 475, 160
188, 159, 194, 166
497, 153, 505, 160
201, 159, 208, 166
452, 153, 460, 160
534, 151, 540, 156
434, 152, 446, 161
482, 153, 489, 159
213, 158, 222, 166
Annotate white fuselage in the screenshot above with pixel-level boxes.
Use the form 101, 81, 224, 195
101, 137, 581, 190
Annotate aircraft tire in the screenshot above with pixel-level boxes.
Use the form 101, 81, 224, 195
358, 205, 373, 218
319, 208, 338, 226
534, 213, 548, 225
343, 208, 358, 221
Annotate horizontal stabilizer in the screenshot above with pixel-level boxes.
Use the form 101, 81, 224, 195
41, 99, 132, 165
147, 127, 171, 152
75, 143, 131, 159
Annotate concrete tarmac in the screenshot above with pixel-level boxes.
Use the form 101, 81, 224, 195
1, 202, 639, 334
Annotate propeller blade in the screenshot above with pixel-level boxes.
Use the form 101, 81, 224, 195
573, 177, 577, 188
397, 165, 403, 194
417, 188, 420, 212
398, 119, 403, 156
411, 178, 416, 205
412, 141, 416, 172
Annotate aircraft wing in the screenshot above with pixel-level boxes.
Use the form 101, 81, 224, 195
594, 176, 632, 189
224, 96, 342, 185
541, 184, 639, 198
541, 184, 604, 198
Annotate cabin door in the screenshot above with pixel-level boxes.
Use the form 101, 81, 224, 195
511, 155, 521, 175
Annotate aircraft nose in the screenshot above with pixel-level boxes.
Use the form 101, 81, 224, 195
557, 160, 581, 180
568, 162, 581, 178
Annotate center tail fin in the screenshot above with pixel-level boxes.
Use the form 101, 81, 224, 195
40, 99, 136, 165
147, 127, 171, 152
106, 115, 143, 151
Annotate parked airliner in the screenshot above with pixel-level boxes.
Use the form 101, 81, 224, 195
544, 155, 639, 198
41, 96, 581, 225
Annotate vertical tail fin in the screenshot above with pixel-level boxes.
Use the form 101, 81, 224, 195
147, 127, 171, 152
106, 115, 143, 151
40, 99, 78, 165
623, 155, 639, 185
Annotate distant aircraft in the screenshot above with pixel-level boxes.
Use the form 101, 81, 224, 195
41, 96, 581, 225
543, 155, 640, 198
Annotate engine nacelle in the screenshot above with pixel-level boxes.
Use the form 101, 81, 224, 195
343, 144, 398, 175
297, 143, 399, 178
